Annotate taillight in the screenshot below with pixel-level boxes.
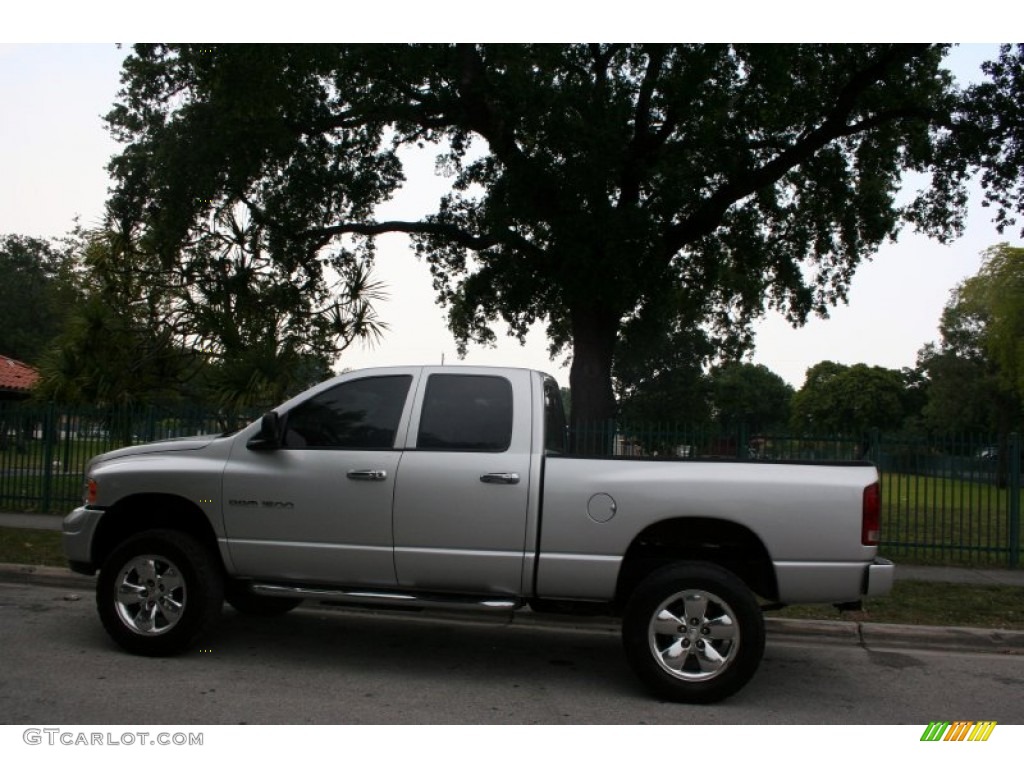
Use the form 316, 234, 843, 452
86, 478, 98, 506
862, 482, 881, 546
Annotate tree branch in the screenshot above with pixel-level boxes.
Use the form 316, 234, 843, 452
662, 45, 938, 256
301, 219, 543, 258
619, 45, 668, 212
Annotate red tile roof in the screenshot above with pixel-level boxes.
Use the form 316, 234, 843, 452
0, 356, 40, 392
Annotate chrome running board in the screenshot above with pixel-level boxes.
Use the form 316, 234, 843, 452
250, 583, 522, 611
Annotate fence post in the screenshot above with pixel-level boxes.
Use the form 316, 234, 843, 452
40, 402, 56, 515
61, 407, 73, 472
1010, 432, 1021, 568
145, 405, 158, 443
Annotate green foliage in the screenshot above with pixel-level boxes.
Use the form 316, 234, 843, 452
34, 295, 190, 407
0, 235, 82, 365
918, 344, 1004, 434
35, 210, 387, 408
917, 244, 1024, 435
791, 361, 907, 434
147, 207, 388, 407
33, 229, 194, 407
615, 320, 714, 425
923, 45, 1024, 240
617, 358, 793, 433
103, 44, 1018, 429
962, 244, 1024, 400
708, 362, 793, 432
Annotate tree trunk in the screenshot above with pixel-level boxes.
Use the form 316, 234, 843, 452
569, 307, 619, 455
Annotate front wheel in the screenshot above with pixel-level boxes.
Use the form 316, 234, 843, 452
96, 530, 224, 656
622, 562, 765, 704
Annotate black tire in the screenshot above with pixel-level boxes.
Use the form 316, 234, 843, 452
96, 529, 224, 656
225, 581, 303, 616
622, 562, 765, 704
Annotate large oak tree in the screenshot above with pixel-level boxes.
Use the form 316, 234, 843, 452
104, 44, 1024, 438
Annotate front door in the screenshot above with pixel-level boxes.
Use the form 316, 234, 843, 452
223, 373, 415, 587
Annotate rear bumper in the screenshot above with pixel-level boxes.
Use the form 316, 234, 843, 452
865, 557, 895, 597
775, 557, 896, 603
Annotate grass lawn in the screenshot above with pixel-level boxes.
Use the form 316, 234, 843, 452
772, 580, 1024, 631
0, 527, 67, 567
879, 471, 1022, 567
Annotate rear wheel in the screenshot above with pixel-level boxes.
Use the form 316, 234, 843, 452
96, 530, 223, 656
622, 562, 764, 704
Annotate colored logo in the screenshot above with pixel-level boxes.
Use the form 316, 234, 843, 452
920, 721, 997, 742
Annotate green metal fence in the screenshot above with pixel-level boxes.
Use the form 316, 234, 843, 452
0, 403, 259, 518
572, 421, 1022, 568
1, 402, 1021, 567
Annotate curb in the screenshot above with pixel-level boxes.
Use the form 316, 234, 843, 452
0, 563, 97, 591
859, 621, 1024, 653
3, 563, 1023, 654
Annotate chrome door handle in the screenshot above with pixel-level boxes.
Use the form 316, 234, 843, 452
347, 469, 388, 481
480, 472, 520, 485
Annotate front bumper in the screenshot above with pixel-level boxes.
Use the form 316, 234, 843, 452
62, 506, 105, 575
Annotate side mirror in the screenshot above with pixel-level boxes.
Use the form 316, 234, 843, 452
247, 411, 284, 451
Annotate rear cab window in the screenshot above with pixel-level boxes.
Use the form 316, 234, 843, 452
416, 374, 514, 452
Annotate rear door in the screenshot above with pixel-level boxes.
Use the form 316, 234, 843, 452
392, 369, 534, 595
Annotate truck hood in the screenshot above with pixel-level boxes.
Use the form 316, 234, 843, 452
91, 435, 221, 465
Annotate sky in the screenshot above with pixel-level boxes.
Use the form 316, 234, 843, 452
1, 40, 1022, 390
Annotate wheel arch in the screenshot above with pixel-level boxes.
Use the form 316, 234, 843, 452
615, 516, 778, 607
91, 494, 221, 570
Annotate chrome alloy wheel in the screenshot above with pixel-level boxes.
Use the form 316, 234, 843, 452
114, 555, 186, 636
647, 588, 740, 682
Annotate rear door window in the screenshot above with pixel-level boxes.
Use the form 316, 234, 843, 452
416, 374, 513, 452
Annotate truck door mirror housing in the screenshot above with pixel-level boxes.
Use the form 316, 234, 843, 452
248, 411, 283, 451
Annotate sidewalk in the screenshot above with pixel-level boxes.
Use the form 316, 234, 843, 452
0, 512, 63, 531
2, 511, 1023, 655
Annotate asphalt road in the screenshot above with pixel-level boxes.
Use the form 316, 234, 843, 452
1, 581, 1022, 726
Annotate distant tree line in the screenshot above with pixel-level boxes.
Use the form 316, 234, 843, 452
615, 244, 1024, 439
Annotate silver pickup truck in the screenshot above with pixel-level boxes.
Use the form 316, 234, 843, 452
63, 365, 893, 703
